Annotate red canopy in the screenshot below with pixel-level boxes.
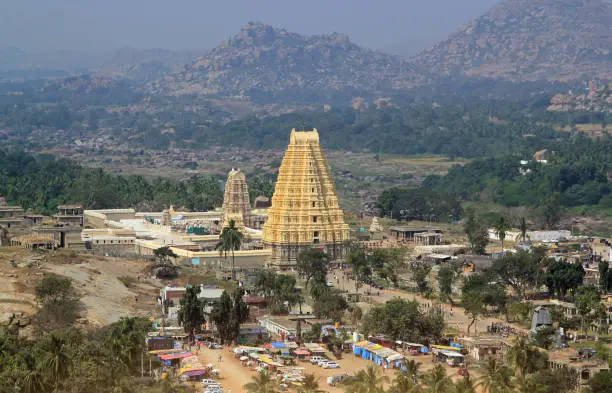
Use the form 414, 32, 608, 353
159, 352, 193, 361
261, 343, 273, 349
294, 349, 310, 355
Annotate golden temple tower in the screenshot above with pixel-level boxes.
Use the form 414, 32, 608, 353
222, 168, 251, 228
263, 128, 349, 265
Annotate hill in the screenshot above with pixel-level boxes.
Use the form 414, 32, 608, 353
96, 47, 203, 82
148, 22, 429, 99
409, 0, 612, 82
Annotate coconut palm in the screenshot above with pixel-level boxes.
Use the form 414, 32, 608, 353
344, 365, 389, 393
244, 371, 280, 393
422, 364, 452, 393
41, 333, 72, 392
513, 375, 546, 393
22, 368, 46, 393
403, 359, 422, 384
516, 217, 529, 244
389, 370, 422, 393
494, 217, 508, 254
452, 376, 476, 393
476, 358, 513, 393
298, 373, 327, 393
216, 219, 243, 281
506, 337, 529, 377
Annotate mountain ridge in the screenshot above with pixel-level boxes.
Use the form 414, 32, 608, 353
408, 0, 612, 82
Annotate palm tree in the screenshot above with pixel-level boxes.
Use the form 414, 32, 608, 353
42, 333, 72, 393
216, 219, 243, 281
389, 370, 422, 393
476, 358, 513, 393
517, 217, 528, 244
422, 364, 452, 393
494, 217, 508, 254
22, 368, 46, 393
452, 376, 476, 393
403, 359, 422, 384
513, 375, 546, 393
506, 337, 529, 377
298, 373, 327, 393
344, 365, 389, 393
244, 371, 279, 393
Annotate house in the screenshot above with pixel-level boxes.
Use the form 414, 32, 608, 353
55, 204, 83, 227
531, 306, 553, 332
591, 239, 612, 262
389, 226, 442, 242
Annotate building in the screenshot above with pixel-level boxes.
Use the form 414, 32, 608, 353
0, 197, 25, 228
389, 226, 443, 242
55, 204, 83, 227
81, 228, 136, 255
591, 239, 612, 262
263, 129, 349, 266
222, 168, 252, 229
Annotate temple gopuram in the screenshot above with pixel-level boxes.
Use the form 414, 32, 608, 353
263, 129, 349, 266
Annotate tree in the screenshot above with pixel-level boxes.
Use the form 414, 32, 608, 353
177, 285, 205, 334
410, 262, 432, 295
476, 358, 513, 393
313, 293, 348, 322
211, 289, 249, 344
463, 210, 489, 254
506, 336, 547, 376
489, 250, 541, 299
298, 373, 327, 393
461, 274, 508, 332
422, 364, 452, 393
517, 216, 529, 243
296, 249, 328, 290
452, 377, 476, 393
598, 261, 612, 292
541, 194, 561, 229
41, 332, 72, 393
344, 365, 388, 393
544, 259, 585, 297
493, 217, 508, 253
244, 371, 279, 393
361, 298, 444, 343
216, 219, 243, 280
35, 276, 77, 305
587, 370, 612, 393
34, 275, 80, 331
152, 246, 179, 279
575, 285, 605, 337
437, 265, 456, 303
389, 370, 421, 393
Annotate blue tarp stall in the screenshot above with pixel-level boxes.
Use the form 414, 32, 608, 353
353, 341, 404, 367
272, 342, 287, 349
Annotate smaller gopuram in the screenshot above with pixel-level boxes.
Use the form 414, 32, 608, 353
221, 168, 252, 229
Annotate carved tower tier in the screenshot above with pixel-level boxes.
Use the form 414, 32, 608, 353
222, 168, 251, 229
263, 129, 349, 266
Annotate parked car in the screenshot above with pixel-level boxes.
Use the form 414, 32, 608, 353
322, 362, 340, 369
310, 356, 326, 364
326, 281, 334, 287
317, 359, 331, 366
208, 343, 223, 349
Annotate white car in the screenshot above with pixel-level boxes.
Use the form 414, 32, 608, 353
322, 362, 340, 369
310, 356, 325, 364
317, 359, 331, 366
326, 281, 334, 287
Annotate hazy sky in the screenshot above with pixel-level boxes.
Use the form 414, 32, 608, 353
1, 0, 500, 55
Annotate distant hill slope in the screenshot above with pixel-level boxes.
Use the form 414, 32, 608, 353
149, 22, 429, 97
96, 47, 203, 82
409, 0, 612, 82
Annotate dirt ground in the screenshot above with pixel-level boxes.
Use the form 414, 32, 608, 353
0, 247, 163, 327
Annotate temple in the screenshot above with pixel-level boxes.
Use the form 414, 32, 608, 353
263, 128, 349, 266
221, 168, 252, 229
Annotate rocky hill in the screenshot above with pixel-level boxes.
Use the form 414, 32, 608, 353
96, 47, 202, 82
409, 0, 612, 82
149, 22, 428, 98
